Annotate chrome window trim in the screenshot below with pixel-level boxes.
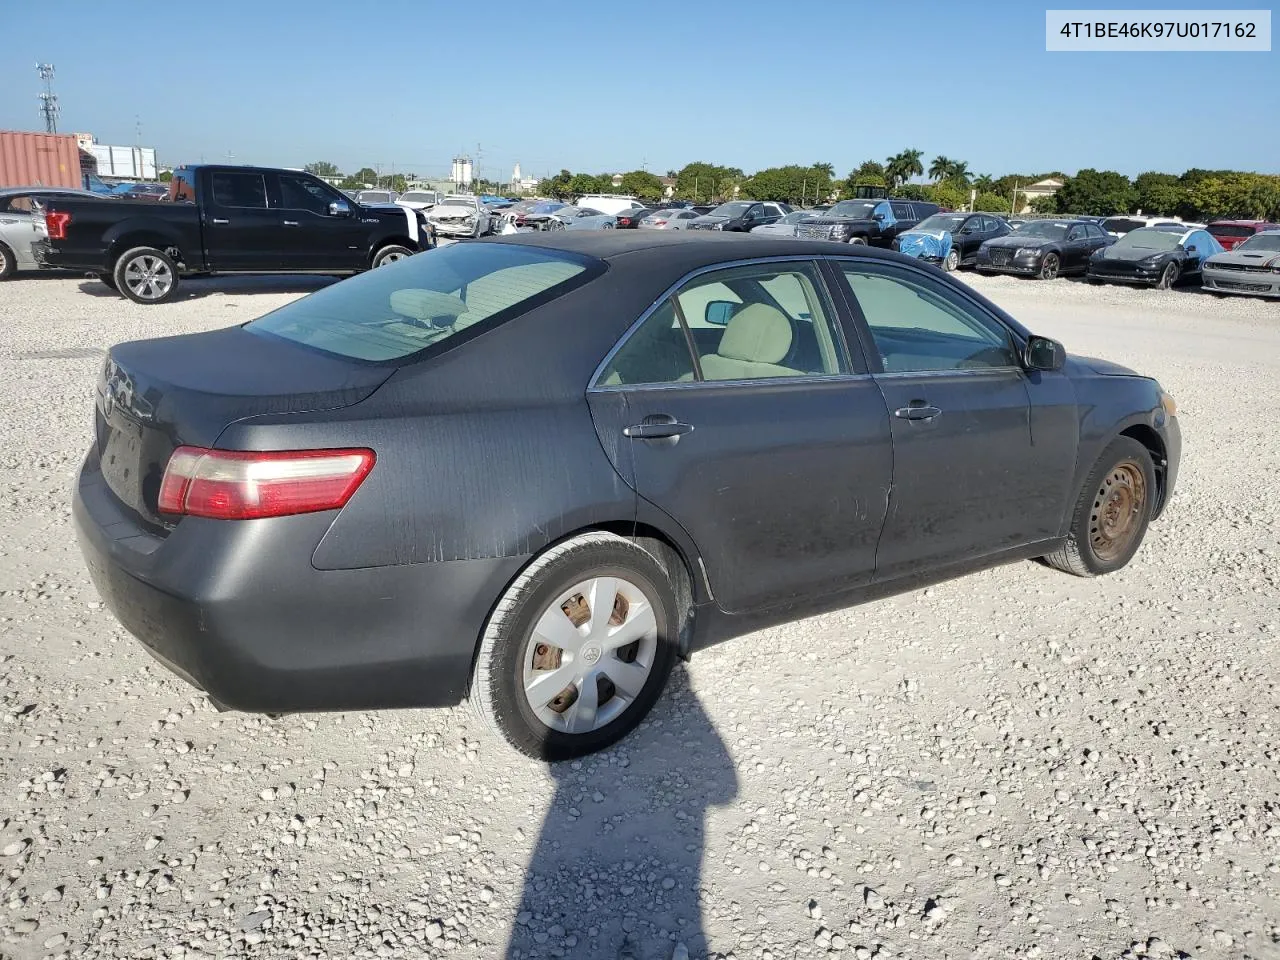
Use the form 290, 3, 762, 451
587, 255, 855, 392
591, 372, 874, 394
874, 366, 1024, 380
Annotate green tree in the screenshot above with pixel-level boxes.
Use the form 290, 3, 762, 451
1054, 169, 1135, 216
567, 172, 599, 197
675, 162, 743, 201
541, 169, 573, 200
885, 149, 924, 190
846, 160, 887, 188
304, 161, 340, 178
1188, 173, 1280, 220
619, 170, 664, 201
972, 173, 994, 192
1027, 194, 1061, 214
380, 173, 408, 193
974, 191, 1012, 214
742, 164, 833, 204
928, 155, 953, 182
1132, 172, 1186, 216
157, 170, 172, 183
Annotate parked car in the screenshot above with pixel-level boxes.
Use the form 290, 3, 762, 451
82, 173, 115, 195
893, 212, 1010, 271
1200, 230, 1280, 298
615, 208, 655, 229
1087, 226, 1223, 289
546, 206, 617, 231
356, 190, 398, 206
748, 209, 817, 238
427, 195, 493, 239
639, 209, 702, 230
796, 199, 939, 247
506, 201, 568, 231
976, 218, 1114, 280
576, 195, 647, 217
396, 190, 439, 211
35, 165, 434, 303
115, 183, 168, 202
1206, 219, 1280, 251
74, 233, 1180, 760
690, 205, 716, 216
0, 187, 111, 280
1100, 215, 1194, 238
687, 201, 790, 232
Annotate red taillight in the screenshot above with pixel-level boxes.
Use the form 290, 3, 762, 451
45, 211, 71, 240
157, 446, 375, 520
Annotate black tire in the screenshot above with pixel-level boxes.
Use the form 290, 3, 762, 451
1155, 261, 1179, 290
1038, 253, 1061, 281
470, 532, 679, 761
0, 241, 14, 280
1042, 436, 1156, 577
372, 244, 414, 269
113, 246, 180, 304
943, 250, 960, 272
848, 236, 868, 246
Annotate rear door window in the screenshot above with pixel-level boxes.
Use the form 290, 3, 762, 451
248, 243, 599, 362
210, 173, 267, 209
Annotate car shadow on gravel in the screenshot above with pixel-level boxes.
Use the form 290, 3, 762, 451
76, 275, 338, 301
505, 668, 737, 960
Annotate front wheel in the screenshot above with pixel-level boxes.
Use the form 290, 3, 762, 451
470, 532, 679, 761
113, 247, 180, 304
372, 244, 414, 268
1042, 436, 1156, 577
1038, 253, 1060, 280
0, 242, 15, 281
847, 236, 868, 246
1155, 262, 1179, 290
943, 250, 960, 272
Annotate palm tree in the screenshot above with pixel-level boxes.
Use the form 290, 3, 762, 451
928, 155, 953, 182
973, 173, 994, 192
885, 149, 924, 190
949, 160, 971, 188
811, 161, 835, 178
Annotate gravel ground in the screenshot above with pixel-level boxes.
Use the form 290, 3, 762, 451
0, 270, 1277, 960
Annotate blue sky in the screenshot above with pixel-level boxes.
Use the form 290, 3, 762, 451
2, 0, 1276, 181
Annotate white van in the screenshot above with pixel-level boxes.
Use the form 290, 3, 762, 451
576, 195, 646, 217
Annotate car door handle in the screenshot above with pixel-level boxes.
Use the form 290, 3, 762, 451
623, 417, 694, 440
282, 220, 299, 227
211, 218, 230, 225
893, 403, 942, 421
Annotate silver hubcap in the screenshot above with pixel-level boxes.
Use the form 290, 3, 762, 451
377, 250, 407, 266
522, 576, 658, 735
123, 256, 172, 300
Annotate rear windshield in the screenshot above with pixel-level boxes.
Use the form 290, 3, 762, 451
247, 244, 598, 362
1102, 217, 1146, 234
1208, 224, 1256, 239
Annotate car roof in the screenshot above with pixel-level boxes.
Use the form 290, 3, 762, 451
1208, 219, 1270, 226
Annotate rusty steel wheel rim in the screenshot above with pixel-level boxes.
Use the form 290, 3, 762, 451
1090, 460, 1147, 562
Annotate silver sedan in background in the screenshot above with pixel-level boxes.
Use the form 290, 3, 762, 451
1, 187, 109, 280
749, 209, 817, 238
638, 209, 701, 230
546, 206, 617, 231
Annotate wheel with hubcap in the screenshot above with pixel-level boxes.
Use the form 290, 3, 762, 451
0, 242, 14, 281
113, 246, 179, 304
943, 249, 960, 272
1042, 436, 1156, 577
1038, 253, 1060, 280
372, 245, 413, 268
847, 236, 868, 246
470, 532, 679, 760
1155, 261, 1179, 290
548, 220, 566, 232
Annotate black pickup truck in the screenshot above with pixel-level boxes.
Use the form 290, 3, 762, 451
37, 165, 434, 304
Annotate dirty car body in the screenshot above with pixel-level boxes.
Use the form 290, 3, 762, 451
74, 233, 1180, 734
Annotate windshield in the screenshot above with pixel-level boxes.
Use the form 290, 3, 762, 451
400, 192, 434, 202
914, 214, 968, 233
1102, 217, 1146, 234
1114, 229, 1181, 253
440, 197, 475, 208
530, 202, 565, 214
780, 211, 810, 224
1014, 221, 1069, 240
1208, 224, 1256, 239
247, 244, 595, 362
826, 200, 876, 219
709, 202, 752, 217
1237, 233, 1280, 252
360, 192, 392, 203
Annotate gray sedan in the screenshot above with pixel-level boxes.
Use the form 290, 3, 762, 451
546, 206, 617, 231
1201, 230, 1280, 298
0, 187, 107, 280
638, 209, 701, 230
749, 209, 817, 238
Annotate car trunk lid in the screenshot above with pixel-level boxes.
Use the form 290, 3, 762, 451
95, 325, 393, 528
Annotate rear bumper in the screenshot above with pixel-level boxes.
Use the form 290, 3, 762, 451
73, 448, 527, 714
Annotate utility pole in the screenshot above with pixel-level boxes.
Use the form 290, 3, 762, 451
36, 63, 59, 134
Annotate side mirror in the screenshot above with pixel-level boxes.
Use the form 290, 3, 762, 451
872, 212, 885, 221
1185, 244, 1197, 254
328, 199, 351, 217
705, 301, 736, 326
1024, 335, 1065, 372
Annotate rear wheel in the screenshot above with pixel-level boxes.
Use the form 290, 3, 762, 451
113, 247, 179, 304
0, 242, 14, 280
1038, 253, 1061, 280
1155, 261, 1179, 290
1042, 436, 1156, 577
848, 236, 868, 246
943, 250, 960, 272
470, 532, 678, 760
372, 244, 413, 268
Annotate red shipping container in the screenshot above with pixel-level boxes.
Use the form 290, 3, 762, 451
0, 131, 83, 189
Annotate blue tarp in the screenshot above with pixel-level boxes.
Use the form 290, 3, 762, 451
873, 201, 895, 230
897, 229, 953, 263
1183, 229, 1224, 269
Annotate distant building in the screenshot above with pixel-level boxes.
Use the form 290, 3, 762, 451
660, 176, 676, 199
1019, 177, 1064, 210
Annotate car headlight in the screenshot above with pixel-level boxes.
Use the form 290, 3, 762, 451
1015, 248, 1039, 258
1160, 390, 1177, 417
1140, 254, 1164, 266
831, 224, 850, 240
